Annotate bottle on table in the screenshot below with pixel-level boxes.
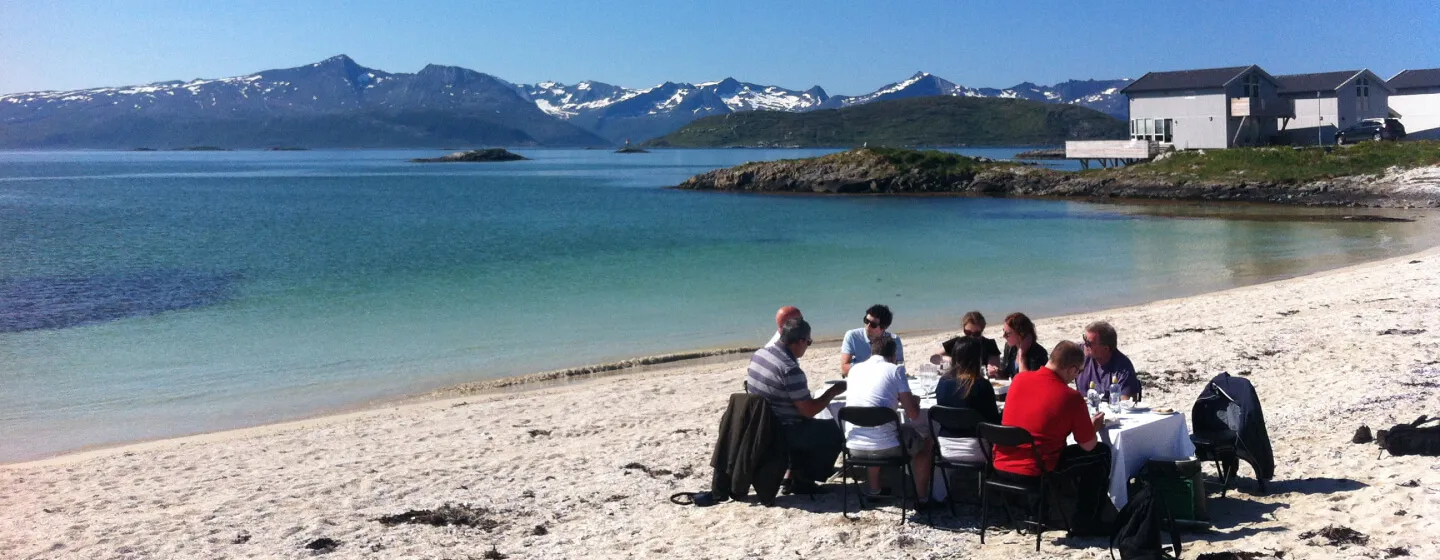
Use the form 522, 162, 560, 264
1108, 374, 1122, 410
1086, 381, 1101, 413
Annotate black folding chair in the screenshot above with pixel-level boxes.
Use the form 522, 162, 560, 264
927, 405, 988, 516
977, 422, 1069, 552
838, 406, 915, 524
1190, 383, 1241, 497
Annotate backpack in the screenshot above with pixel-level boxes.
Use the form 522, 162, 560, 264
1110, 480, 1182, 560
1378, 415, 1440, 457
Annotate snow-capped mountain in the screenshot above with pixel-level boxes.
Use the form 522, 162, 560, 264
0, 55, 608, 148
513, 71, 1129, 142
0, 56, 1130, 148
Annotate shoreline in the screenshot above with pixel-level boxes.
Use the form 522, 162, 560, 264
8, 242, 1437, 470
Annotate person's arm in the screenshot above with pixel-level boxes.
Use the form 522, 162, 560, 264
794, 382, 845, 418
840, 354, 854, 378
1120, 361, 1142, 400
973, 379, 1002, 424
839, 331, 856, 378
1073, 395, 1101, 451
898, 391, 921, 422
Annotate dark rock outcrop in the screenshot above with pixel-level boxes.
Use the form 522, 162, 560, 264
411, 149, 529, 163
672, 148, 1440, 208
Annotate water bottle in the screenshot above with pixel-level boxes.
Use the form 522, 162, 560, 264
1086, 381, 1101, 413
1108, 374, 1122, 410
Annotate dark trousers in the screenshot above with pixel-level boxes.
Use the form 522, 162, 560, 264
992, 443, 1114, 534
782, 418, 844, 484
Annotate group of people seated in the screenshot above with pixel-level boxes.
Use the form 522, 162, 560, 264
744, 304, 1142, 517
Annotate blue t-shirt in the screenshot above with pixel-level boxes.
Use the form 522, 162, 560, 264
841, 328, 905, 376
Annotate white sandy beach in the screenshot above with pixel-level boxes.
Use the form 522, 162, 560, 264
3, 247, 1439, 560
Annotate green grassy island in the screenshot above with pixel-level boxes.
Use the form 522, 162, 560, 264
673, 141, 1440, 208
645, 96, 1126, 148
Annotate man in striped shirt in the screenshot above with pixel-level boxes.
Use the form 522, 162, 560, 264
746, 318, 846, 492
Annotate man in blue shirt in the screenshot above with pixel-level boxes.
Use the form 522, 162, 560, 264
840, 304, 905, 378
1075, 321, 1141, 401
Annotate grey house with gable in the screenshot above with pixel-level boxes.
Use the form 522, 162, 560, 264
1389, 68, 1440, 140
1274, 70, 1392, 145
1120, 65, 1291, 149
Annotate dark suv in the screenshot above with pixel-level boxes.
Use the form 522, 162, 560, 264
1336, 118, 1406, 144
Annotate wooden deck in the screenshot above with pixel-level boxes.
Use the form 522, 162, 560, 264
1064, 140, 1162, 169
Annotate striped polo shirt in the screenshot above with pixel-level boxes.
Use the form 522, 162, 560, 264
745, 342, 812, 425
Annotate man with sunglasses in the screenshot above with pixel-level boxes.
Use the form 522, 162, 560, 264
1074, 321, 1141, 402
840, 304, 905, 378
746, 318, 846, 494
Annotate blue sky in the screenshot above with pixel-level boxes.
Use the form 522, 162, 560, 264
2, 0, 1437, 95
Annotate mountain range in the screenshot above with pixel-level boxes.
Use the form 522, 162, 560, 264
0, 55, 1131, 148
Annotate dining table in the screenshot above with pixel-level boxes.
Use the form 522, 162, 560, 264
816, 377, 1195, 508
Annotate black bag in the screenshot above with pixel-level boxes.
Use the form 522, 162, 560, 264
1110, 481, 1182, 560
1378, 415, 1440, 457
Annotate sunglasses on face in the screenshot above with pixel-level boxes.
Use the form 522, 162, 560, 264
1081, 338, 1098, 348
864, 318, 883, 328
963, 329, 983, 337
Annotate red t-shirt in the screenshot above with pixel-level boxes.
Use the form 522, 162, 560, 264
992, 367, 1097, 477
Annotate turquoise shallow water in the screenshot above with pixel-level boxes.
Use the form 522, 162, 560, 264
1, 148, 1436, 462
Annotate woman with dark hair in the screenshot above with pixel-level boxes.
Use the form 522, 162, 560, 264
997, 312, 1047, 379
933, 337, 1002, 463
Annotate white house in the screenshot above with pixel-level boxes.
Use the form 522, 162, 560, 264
1275, 70, 1393, 145
1389, 68, 1440, 140
1120, 65, 1291, 149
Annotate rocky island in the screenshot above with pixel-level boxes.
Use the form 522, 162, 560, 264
672, 143, 1440, 208
411, 149, 530, 163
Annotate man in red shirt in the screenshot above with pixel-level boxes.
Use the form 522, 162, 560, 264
994, 341, 1103, 476
991, 341, 1113, 533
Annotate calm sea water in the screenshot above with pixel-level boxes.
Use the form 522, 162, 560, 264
1, 148, 1436, 462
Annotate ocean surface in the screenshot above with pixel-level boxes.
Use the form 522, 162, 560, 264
2, 147, 1437, 462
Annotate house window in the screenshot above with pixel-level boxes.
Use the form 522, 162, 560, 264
1242, 74, 1260, 98
1356, 77, 1370, 112
1129, 118, 1174, 143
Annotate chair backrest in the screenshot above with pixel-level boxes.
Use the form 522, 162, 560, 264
1191, 383, 1238, 434
928, 405, 985, 437
839, 406, 901, 429
976, 422, 1047, 475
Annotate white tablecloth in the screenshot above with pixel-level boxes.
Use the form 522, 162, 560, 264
1077, 411, 1195, 509
819, 394, 1196, 508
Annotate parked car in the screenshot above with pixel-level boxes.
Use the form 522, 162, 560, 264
1336, 118, 1406, 144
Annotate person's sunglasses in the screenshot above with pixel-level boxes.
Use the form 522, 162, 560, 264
864, 318, 883, 328
1081, 338, 1096, 347
963, 329, 983, 337
804, 338, 814, 344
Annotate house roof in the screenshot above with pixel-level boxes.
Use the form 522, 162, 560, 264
1388, 68, 1440, 91
1276, 70, 1394, 95
1121, 66, 1253, 94
1275, 71, 1361, 94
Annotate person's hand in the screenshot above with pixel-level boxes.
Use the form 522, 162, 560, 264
827, 381, 847, 396
985, 364, 1000, 378
1091, 412, 1106, 431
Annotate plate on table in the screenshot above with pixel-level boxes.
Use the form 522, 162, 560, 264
824, 379, 846, 386
1152, 407, 1176, 415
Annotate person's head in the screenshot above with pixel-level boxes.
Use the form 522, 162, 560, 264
863, 304, 893, 339
869, 333, 898, 363
780, 318, 813, 358
1082, 321, 1117, 362
1047, 340, 1086, 383
775, 306, 803, 330
961, 311, 987, 337
1001, 312, 1036, 348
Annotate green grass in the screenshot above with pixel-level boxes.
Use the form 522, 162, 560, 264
645, 96, 1126, 148
1106, 141, 1440, 183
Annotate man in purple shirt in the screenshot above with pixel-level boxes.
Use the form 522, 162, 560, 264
1076, 321, 1141, 401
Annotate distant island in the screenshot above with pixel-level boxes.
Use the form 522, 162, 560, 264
672, 142, 1440, 208
411, 149, 529, 163
644, 96, 1126, 148
615, 140, 649, 154
172, 146, 229, 151
267, 146, 309, 151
